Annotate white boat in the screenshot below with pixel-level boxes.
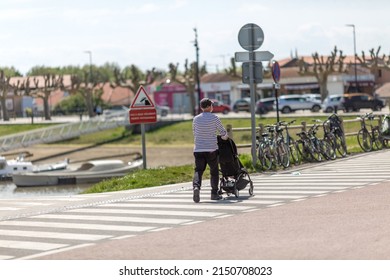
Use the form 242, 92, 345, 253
0, 156, 69, 180
12, 158, 143, 187
0, 156, 34, 179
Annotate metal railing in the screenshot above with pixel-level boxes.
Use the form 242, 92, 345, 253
0, 111, 129, 152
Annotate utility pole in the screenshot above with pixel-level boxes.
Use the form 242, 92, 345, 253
194, 28, 201, 115
346, 24, 358, 92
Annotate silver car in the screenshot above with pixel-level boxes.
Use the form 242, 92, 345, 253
322, 95, 345, 113
274, 94, 322, 113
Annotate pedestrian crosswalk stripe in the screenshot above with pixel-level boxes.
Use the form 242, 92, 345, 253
0, 240, 68, 251
0, 255, 14, 260
18, 243, 94, 260
0, 207, 20, 211
68, 208, 224, 217
0, 221, 155, 232
257, 186, 349, 190
236, 200, 283, 205
98, 203, 254, 211
31, 214, 192, 225
0, 229, 112, 241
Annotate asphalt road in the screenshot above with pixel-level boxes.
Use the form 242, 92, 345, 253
1, 149, 390, 261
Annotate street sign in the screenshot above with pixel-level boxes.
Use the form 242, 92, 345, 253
238, 23, 264, 51
129, 108, 157, 124
242, 62, 263, 84
235, 51, 274, 62
129, 86, 157, 124
272, 60, 281, 83
130, 86, 155, 109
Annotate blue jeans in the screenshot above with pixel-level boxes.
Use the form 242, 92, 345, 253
193, 150, 219, 194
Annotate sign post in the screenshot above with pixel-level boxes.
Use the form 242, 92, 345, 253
271, 60, 281, 123
129, 86, 157, 169
235, 23, 274, 167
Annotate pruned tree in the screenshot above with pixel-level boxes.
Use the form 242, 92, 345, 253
28, 74, 64, 120
69, 71, 105, 117
0, 71, 12, 121
111, 64, 162, 96
299, 46, 347, 101
224, 57, 240, 77
168, 59, 207, 116
357, 46, 390, 80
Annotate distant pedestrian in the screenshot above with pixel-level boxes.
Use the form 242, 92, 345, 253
192, 98, 228, 203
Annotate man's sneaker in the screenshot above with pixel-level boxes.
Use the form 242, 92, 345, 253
211, 193, 222, 200
193, 187, 200, 203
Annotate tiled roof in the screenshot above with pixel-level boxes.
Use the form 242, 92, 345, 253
201, 73, 240, 83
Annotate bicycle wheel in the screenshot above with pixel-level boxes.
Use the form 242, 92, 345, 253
258, 143, 273, 170
383, 138, 390, 148
288, 138, 300, 165
334, 134, 347, 157
296, 139, 310, 162
277, 141, 290, 168
309, 141, 322, 162
372, 128, 383, 150
320, 139, 336, 160
357, 129, 372, 152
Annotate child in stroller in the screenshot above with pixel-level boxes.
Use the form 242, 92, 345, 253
217, 136, 254, 198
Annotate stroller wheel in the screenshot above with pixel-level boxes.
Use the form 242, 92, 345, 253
234, 186, 239, 198
249, 182, 254, 196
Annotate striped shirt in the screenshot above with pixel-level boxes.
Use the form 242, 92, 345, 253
192, 112, 227, 152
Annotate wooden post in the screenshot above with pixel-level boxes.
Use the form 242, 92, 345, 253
227, 124, 233, 139
301, 121, 307, 132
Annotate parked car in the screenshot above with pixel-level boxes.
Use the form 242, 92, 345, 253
342, 93, 385, 112
232, 98, 251, 112
211, 99, 231, 114
256, 97, 276, 114
274, 94, 322, 113
156, 105, 170, 116
303, 93, 322, 103
322, 95, 345, 113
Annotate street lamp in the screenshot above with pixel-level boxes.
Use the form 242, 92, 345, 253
193, 28, 201, 115
346, 24, 358, 92
84, 50, 93, 84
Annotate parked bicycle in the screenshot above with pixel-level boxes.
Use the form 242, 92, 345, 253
296, 123, 334, 162
357, 112, 383, 152
277, 120, 300, 165
257, 123, 290, 170
313, 119, 337, 160
326, 114, 347, 157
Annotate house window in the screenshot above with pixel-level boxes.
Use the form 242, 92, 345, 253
378, 69, 382, 78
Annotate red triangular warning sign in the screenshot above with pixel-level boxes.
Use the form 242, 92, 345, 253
130, 86, 155, 109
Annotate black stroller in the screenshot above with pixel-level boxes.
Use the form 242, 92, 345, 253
217, 136, 254, 198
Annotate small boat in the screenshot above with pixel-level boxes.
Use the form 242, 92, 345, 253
12, 158, 143, 187
0, 156, 34, 180
0, 156, 69, 181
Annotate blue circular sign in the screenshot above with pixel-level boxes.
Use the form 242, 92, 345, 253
272, 61, 281, 83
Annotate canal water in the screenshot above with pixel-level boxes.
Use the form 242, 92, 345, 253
0, 181, 91, 198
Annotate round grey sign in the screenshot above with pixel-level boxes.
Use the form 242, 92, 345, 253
238, 23, 264, 51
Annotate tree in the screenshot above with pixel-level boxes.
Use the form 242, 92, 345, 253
0, 71, 13, 121
111, 64, 163, 95
224, 57, 240, 77
69, 71, 106, 117
299, 46, 347, 101
30, 74, 64, 120
357, 46, 390, 81
168, 59, 207, 116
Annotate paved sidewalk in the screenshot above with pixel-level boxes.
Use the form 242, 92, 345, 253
36, 180, 390, 260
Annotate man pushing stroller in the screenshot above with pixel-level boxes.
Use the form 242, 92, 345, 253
192, 98, 228, 203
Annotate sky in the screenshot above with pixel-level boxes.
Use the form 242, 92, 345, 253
1, 0, 390, 75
